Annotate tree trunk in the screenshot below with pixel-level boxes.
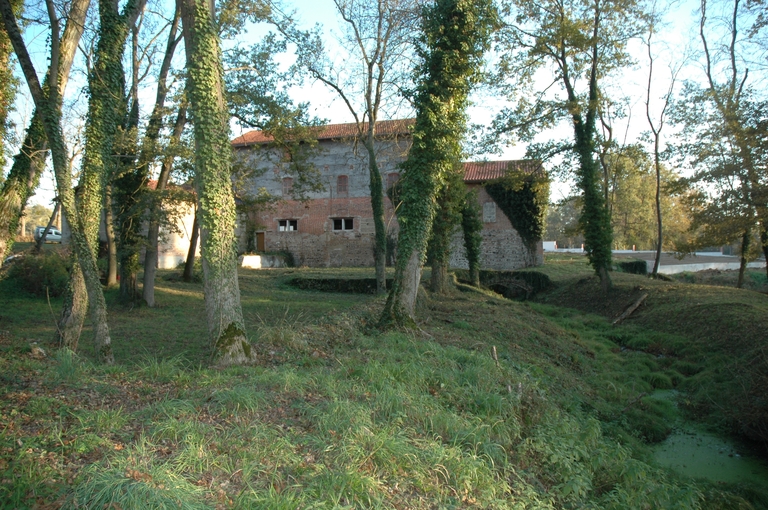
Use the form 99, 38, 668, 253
179, 0, 252, 365
183, 208, 199, 282
381, 0, 490, 326
140, 11, 183, 307
460, 189, 482, 287
103, 185, 118, 287
430, 262, 448, 294
737, 229, 750, 289
364, 141, 387, 294
0, 0, 89, 260
53, 259, 87, 350
143, 104, 187, 305
1, 0, 114, 364
33, 200, 60, 253
651, 136, 663, 277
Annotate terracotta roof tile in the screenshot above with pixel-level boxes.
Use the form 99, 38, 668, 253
232, 119, 415, 147
462, 160, 543, 183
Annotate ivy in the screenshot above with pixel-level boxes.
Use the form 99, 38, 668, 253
460, 188, 483, 286
380, 0, 496, 325
484, 166, 549, 250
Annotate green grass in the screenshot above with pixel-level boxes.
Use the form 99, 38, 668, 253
0, 263, 766, 508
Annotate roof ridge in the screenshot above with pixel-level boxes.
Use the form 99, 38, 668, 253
232, 118, 416, 147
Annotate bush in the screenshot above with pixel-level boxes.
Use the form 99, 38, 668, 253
615, 259, 648, 275
6, 252, 71, 297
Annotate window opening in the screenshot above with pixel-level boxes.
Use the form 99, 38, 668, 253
332, 218, 353, 231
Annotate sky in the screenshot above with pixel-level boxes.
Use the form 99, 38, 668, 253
7, 0, 719, 210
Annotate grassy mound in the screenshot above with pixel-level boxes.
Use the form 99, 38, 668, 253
0, 265, 765, 508
532, 253, 768, 446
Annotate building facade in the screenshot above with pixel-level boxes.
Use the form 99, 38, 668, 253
231, 120, 544, 269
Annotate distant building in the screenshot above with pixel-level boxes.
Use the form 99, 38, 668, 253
232, 120, 545, 269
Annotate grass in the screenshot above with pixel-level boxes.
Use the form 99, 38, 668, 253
0, 258, 766, 508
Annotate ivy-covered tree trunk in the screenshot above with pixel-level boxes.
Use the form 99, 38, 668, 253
364, 140, 388, 294
0, 0, 16, 177
0, 0, 89, 261
1, 0, 114, 363
428, 164, 465, 294
460, 189, 482, 287
180, 0, 253, 365
568, 32, 613, 291
53, 260, 87, 350
380, 0, 493, 326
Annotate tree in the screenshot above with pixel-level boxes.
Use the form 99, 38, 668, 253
1, 0, 114, 363
380, 0, 494, 325
179, 0, 253, 365
0, 0, 89, 261
493, 0, 647, 291
276, 0, 420, 294
669, 0, 768, 285
0, 0, 18, 178
603, 148, 691, 250
460, 188, 483, 286
643, 2, 684, 276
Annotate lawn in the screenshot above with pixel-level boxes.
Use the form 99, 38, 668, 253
0, 255, 766, 508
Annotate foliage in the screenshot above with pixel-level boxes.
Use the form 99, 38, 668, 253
668, 0, 768, 276
5, 250, 71, 297
615, 259, 648, 275
603, 147, 692, 250
484, 165, 549, 250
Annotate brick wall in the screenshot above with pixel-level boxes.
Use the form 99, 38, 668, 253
237, 137, 543, 270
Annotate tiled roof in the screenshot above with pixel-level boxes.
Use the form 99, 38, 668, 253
462, 160, 543, 183
231, 119, 415, 147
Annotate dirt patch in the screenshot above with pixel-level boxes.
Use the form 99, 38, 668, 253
535, 275, 651, 321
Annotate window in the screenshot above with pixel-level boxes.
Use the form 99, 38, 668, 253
483, 202, 496, 223
278, 219, 298, 232
282, 177, 293, 196
333, 218, 354, 231
337, 175, 348, 195
386, 172, 399, 189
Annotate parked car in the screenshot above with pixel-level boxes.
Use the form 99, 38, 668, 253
33, 226, 63, 243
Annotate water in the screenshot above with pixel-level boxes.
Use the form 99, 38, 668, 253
650, 391, 768, 487
654, 425, 768, 486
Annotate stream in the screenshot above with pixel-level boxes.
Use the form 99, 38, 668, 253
649, 390, 768, 487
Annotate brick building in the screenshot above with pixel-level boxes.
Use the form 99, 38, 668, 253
231, 119, 544, 269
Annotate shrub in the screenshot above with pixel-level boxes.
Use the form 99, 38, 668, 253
6, 252, 71, 297
615, 259, 648, 275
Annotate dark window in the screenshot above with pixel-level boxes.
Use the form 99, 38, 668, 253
386, 172, 399, 189
332, 218, 353, 231
337, 175, 348, 195
278, 219, 298, 232
282, 177, 293, 196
